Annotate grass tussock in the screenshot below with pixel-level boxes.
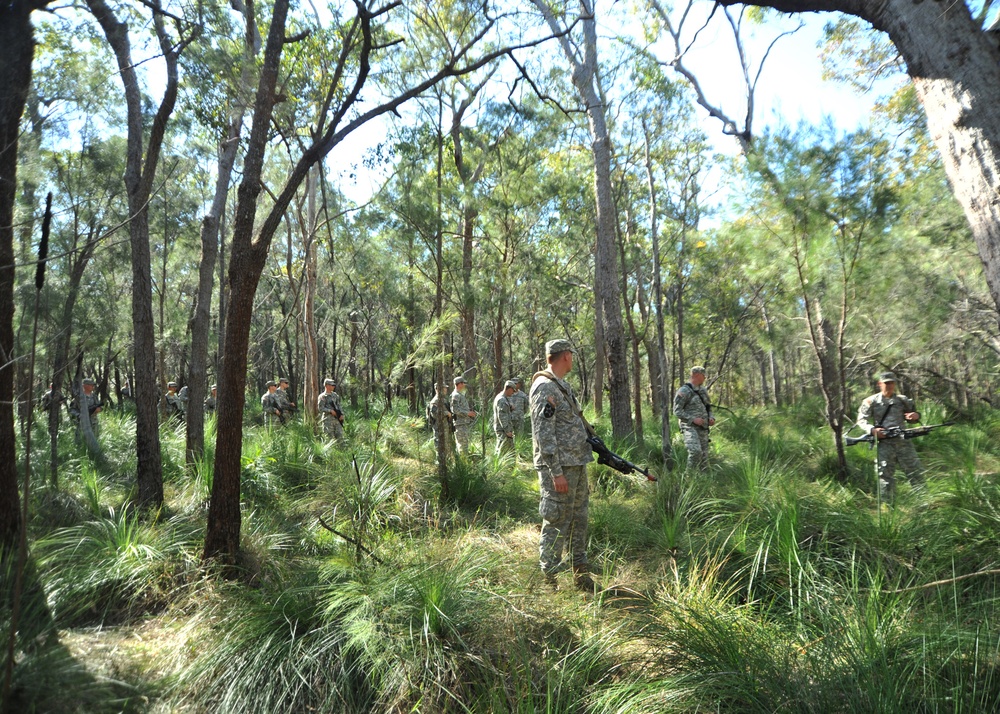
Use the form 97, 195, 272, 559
8, 401, 1000, 712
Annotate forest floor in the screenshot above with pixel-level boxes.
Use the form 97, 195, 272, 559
8, 400, 1000, 712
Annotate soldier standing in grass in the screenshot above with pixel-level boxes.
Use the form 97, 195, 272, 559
492, 380, 517, 455
204, 384, 217, 414
530, 339, 597, 593
164, 381, 185, 422
261, 380, 282, 427
857, 371, 924, 501
275, 377, 296, 424
673, 366, 714, 471
450, 376, 476, 456
317, 378, 344, 441
509, 376, 529, 437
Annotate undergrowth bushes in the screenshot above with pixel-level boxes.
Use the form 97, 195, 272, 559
9, 401, 1000, 712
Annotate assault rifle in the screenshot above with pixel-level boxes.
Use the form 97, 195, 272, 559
586, 435, 657, 482
845, 423, 953, 448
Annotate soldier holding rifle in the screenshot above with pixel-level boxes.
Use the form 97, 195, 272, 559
530, 339, 598, 593
856, 371, 924, 500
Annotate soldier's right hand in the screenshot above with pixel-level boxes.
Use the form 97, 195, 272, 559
693, 418, 704, 426
553, 474, 569, 494
874, 427, 885, 439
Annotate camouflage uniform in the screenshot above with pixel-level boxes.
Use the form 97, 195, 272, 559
857, 391, 924, 500
530, 370, 593, 580
509, 380, 529, 435
275, 380, 295, 424
317, 380, 344, 440
40, 386, 57, 413
492, 383, 516, 455
674, 379, 711, 471
450, 382, 475, 455
69, 380, 101, 435
261, 384, 282, 427
165, 383, 185, 422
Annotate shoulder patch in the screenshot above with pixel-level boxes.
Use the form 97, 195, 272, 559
543, 396, 556, 418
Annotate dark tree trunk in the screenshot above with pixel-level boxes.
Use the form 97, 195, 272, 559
0, 1, 42, 550
86, 0, 184, 509
205, 0, 291, 562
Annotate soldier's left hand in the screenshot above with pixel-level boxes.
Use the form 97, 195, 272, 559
708, 417, 715, 426
904, 411, 919, 422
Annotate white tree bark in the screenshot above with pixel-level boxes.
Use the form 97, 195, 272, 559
719, 0, 1000, 317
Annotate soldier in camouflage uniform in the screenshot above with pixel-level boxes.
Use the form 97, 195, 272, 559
164, 381, 185, 422
317, 378, 344, 441
673, 366, 714, 471
450, 376, 477, 456
275, 377, 296, 424
69, 378, 102, 434
261, 381, 282, 427
426, 383, 450, 458
204, 384, 217, 414
531, 339, 597, 593
509, 377, 529, 437
492, 380, 517, 455
856, 371, 924, 501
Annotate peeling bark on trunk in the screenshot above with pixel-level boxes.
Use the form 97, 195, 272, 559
722, 0, 1000, 318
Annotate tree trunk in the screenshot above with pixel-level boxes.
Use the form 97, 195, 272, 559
302, 166, 319, 423
722, 0, 1000, 317
0, 1, 41, 550
187, 116, 242, 463
205, 0, 292, 563
86, 0, 181, 509
644, 126, 675, 469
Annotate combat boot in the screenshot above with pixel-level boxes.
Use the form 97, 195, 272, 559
543, 571, 558, 591
573, 565, 599, 594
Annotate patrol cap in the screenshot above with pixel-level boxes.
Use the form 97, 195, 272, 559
504, 380, 517, 390
324, 378, 336, 387
878, 371, 897, 383
265, 380, 277, 388
210, 384, 217, 391
279, 377, 289, 385
545, 339, 576, 357
690, 366, 706, 375
82, 378, 96, 386
167, 381, 178, 388
453, 376, 466, 385
512, 376, 523, 385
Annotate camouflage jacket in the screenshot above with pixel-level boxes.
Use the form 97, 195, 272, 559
426, 394, 450, 427
450, 389, 474, 428
317, 391, 342, 418
857, 393, 917, 435
509, 390, 529, 422
165, 392, 185, 415
261, 391, 281, 415
275, 387, 295, 411
493, 392, 514, 435
529, 372, 592, 489
673, 382, 710, 427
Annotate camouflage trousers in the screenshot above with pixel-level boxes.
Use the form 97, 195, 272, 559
681, 423, 710, 471
454, 424, 471, 454
495, 432, 514, 456
538, 465, 590, 576
876, 437, 924, 500
322, 415, 344, 441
